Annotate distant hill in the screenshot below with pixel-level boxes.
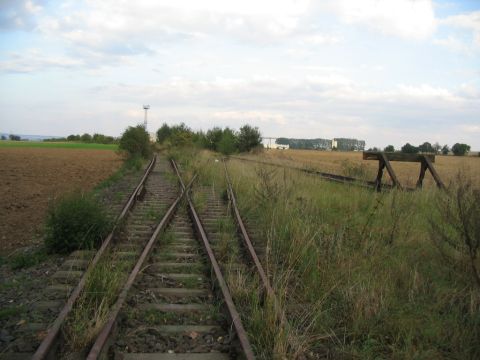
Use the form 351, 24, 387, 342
0, 133, 64, 141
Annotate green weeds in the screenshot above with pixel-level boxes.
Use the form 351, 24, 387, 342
63, 252, 132, 351
44, 192, 111, 254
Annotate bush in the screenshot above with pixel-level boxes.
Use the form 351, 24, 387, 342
45, 192, 111, 254
119, 125, 152, 159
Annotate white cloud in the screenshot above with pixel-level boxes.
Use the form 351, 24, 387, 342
323, 0, 436, 40
439, 10, 480, 48
0, 50, 85, 73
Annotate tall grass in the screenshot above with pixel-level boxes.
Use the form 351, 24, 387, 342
185, 150, 480, 358
226, 158, 480, 359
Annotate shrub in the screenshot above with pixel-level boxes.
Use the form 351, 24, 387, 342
45, 192, 111, 254
119, 125, 152, 159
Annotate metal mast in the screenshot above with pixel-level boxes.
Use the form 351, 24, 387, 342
143, 105, 150, 129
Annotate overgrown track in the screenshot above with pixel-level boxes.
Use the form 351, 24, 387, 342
230, 156, 406, 191
83, 159, 255, 359
23, 155, 178, 359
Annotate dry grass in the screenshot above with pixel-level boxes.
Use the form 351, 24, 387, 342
237, 149, 480, 188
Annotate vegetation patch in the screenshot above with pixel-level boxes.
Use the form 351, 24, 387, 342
63, 253, 132, 351
44, 192, 111, 254
8, 248, 48, 270
118, 125, 152, 159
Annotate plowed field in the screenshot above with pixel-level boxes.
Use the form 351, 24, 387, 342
0, 148, 122, 254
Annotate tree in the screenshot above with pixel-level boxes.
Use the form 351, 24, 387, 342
80, 133, 92, 142
119, 125, 152, 158
156, 123, 171, 144
217, 128, 238, 155
169, 123, 194, 146
451, 143, 471, 156
418, 142, 434, 153
204, 127, 224, 151
401, 143, 419, 154
1, 135, 6, 140
237, 125, 262, 152
9, 134, 21, 141
433, 142, 441, 154
384, 145, 395, 152
67, 134, 80, 141
441, 144, 449, 155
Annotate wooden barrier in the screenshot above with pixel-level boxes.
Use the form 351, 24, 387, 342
363, 152, 445, 191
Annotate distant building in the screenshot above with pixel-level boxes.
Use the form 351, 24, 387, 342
332, 138, 366, 151
263, 138, 289, 149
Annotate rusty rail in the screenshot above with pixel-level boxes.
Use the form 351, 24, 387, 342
222, 159, 274, 297
171, 160, 256, 360
32, 155, 157, 360
223, 159, 300, 355
87, 174, 196, 359
230, 156, 403, 191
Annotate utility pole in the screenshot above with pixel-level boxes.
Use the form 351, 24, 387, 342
143, 105, 150, 129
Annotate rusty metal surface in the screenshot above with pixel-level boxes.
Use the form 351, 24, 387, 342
363, 151, 436, 163
32, 156, 157, 360
86, 175, 195, 359
171, 160, 256, 360
222, 159, 274, 298
229, 156, 414, 191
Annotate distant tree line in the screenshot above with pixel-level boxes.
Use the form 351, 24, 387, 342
378, 141, 472, 156
156, 123, 262, 154
43, 133, 118, 144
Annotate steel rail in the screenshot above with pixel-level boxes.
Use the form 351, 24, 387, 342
87, 174, 196, 359
222, 159, 274, 298
171, 160, 256, 360
32, 155, 157, 360
230, 155, 401, 191
223, 159, 300, 356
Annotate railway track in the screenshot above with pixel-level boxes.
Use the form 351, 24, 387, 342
0, 157, 158, 359
230, 156, 402, 191
3, 153, 279, 359
82, 159, 255, 359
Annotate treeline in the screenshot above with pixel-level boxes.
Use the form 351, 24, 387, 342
371, 141, 472, 156
1, 134, 22, 141
156, 123, 262, 154
43, 133, 118, 144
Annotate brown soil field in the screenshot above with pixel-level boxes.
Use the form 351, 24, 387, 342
238, 149, 480, 188
0, 148, 122, 255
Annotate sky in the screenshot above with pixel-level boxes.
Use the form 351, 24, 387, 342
0, 0, 479, 149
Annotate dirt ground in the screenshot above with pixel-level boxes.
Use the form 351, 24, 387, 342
0, 148, 122, 255
239, 149, 480, 188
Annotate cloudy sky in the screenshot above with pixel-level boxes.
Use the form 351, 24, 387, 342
0, 0, 479, 149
